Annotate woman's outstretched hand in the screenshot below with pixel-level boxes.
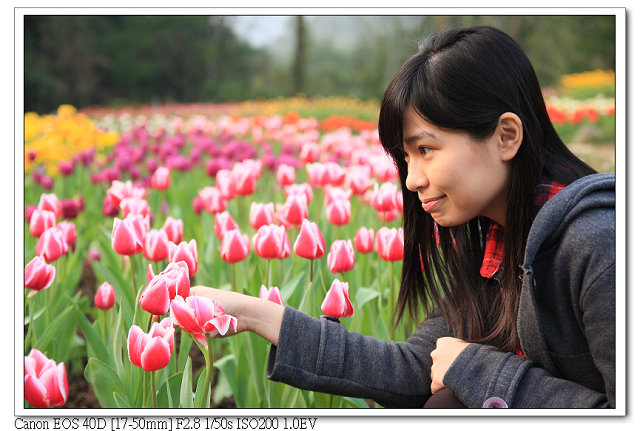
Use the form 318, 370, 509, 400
190, 285, 285, 346
430, 337, 470, 394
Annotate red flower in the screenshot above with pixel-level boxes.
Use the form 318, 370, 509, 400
168, 239, 198, 277
24, 255, 55, 293
94, 281, 115, 310
151, 166, 170, 190
293, 219, 326, 260
253, 224, 291, 259
24, 349, 68, 408
320, 279, 354, 319
220, 229, 251, 263
327, 239, 355, 274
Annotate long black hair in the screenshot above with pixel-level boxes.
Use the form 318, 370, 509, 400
378, 26, 596, 352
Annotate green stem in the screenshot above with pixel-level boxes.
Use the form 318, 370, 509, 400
164, 367, 173, 407
130, 255, 138, 295
204, 334, 215, 408
230, 262, 236, 293
309, 259, 313, 284
266, 259, 272, 287
150, 371, 157, 408
24, 293, 34, 354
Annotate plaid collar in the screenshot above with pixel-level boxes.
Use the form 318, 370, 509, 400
480, 180, 566, 279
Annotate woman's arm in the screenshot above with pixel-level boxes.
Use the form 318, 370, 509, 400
190, 285, 450, 407
190, 286, 284, 345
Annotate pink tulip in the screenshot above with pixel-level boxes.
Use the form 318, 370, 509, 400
320, 279, 354, 319
253, 224, 291, 259
327, 239, 356, 274
170, 295, 237, 347
284, 183, 313, 204
25, 205, 37, 223
282, 193, 309, 226
324, 162, 347, 186
259, 285, 283, 306
127, 318, 174, 371
61, 199, 81, 219
250, 202, 275, 230
232, 160, 260, 196
306, 162, 326, 187
293, 219, 326, 260
216, 169, 236, 200
120, 197, 151, 219
192, 196, 204, 215
24, 349, 68, 408
214, 211, 239, 240
36, 227, 69, 262
276, 164, 296, 186
326, 198, 351, 226
146, 261, 191, 301
370, 182, 398, 213
354, 227, 374, 254
375, 227, 404, 262
220, 229, 251, 263
107, 180, 146, 208
37, 193, 62, 219
24, 255, 55, 292
57, 221, 77, 251
371, 155, 398, 182
377, 208, 400, 222
162, 216, 184, 244
324, 186, 352, 206
139, 275, 171, 315
94, 281, 115, 310
29, 209, 56, 237
198, 186, 227, 214
143, 229, 170, 262
168, 239, 198, 277
102, 195, 120, 217
151, 166, 170, 190
300, 142, 320, 163
111, 215, 148, 256
345, 168, 373, 195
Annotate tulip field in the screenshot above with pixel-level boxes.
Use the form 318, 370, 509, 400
22, 92, 615, 410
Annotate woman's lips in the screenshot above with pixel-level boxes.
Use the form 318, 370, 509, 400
421, 196, 445, 212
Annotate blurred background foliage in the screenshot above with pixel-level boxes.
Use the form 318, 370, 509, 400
24, 15, 616, 115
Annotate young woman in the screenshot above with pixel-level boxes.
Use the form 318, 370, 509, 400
192, 26, 615, 408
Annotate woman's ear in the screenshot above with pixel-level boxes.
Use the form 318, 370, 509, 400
495, 112, 523, 162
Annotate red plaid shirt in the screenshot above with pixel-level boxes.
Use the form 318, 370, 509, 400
480, 180, 566, 279
481, 181, 564, 359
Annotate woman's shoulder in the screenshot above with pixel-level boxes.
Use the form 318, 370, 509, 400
524, 173, 615, 268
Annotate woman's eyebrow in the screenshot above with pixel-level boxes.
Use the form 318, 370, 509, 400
403, 129, 437, 145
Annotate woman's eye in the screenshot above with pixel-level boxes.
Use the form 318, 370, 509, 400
418, 146, 431, 155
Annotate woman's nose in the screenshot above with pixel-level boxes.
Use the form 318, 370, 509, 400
405, 161, 428, 192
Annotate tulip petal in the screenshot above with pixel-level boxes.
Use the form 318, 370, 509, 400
24, 374, 49, 408
140, 338, 172, 371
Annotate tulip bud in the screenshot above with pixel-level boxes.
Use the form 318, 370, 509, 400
37, 193, 62, 219
94, 281, 115, 310
327, 239, 355, 274
111, 215, 147, 256
127, 321, 174, 372
284, 183, 313, 204
24, 349, 68, 408
276, 164, 296, 186
253, 224, 291, 260
353, 227, 374, 254
293, 219, 326, 260
36, 227, 69, 262
370, 182, 398, 213
250, 202, 275, 231
259, 285, 283, 306
162, 216, 184, 244
151, 166, 170, 190
57, 221, 77, 251
325, 198, 351, 226
24, 255, 55, 292
168, 239, 198, 277
220, 229, 251, 263
198, 186, 226, 214
214, 211, 239, 240
215, 169, 236, 200
139, 276, 171, 316
375, 227, 404, 262
143, 229, 170, 261
320, 279, 354, 319
120, 197, 151, 219
29, 209, 56, 237
282, 194, 309, 227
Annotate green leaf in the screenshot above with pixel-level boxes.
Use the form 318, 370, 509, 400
193, 367, 211, 408
280, 270, 305, 304
156, 371, 183, 408
342, 396, 371, 408
85, 358, 124, 408
354, 286, 380, 309
113, 391, 131, 408
33, 304, 73, 354
68, 296, 109, 362
179, 357, 194, 408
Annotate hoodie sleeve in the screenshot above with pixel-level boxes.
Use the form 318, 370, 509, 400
443, 262, 614, 409
266, 306, 450, 407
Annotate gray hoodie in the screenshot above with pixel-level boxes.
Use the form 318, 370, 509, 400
266, 173, 616, 408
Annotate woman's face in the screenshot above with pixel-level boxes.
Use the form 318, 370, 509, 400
402, 108, 510, 227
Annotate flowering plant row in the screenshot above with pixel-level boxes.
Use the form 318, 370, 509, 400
24, 105, 411, 409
